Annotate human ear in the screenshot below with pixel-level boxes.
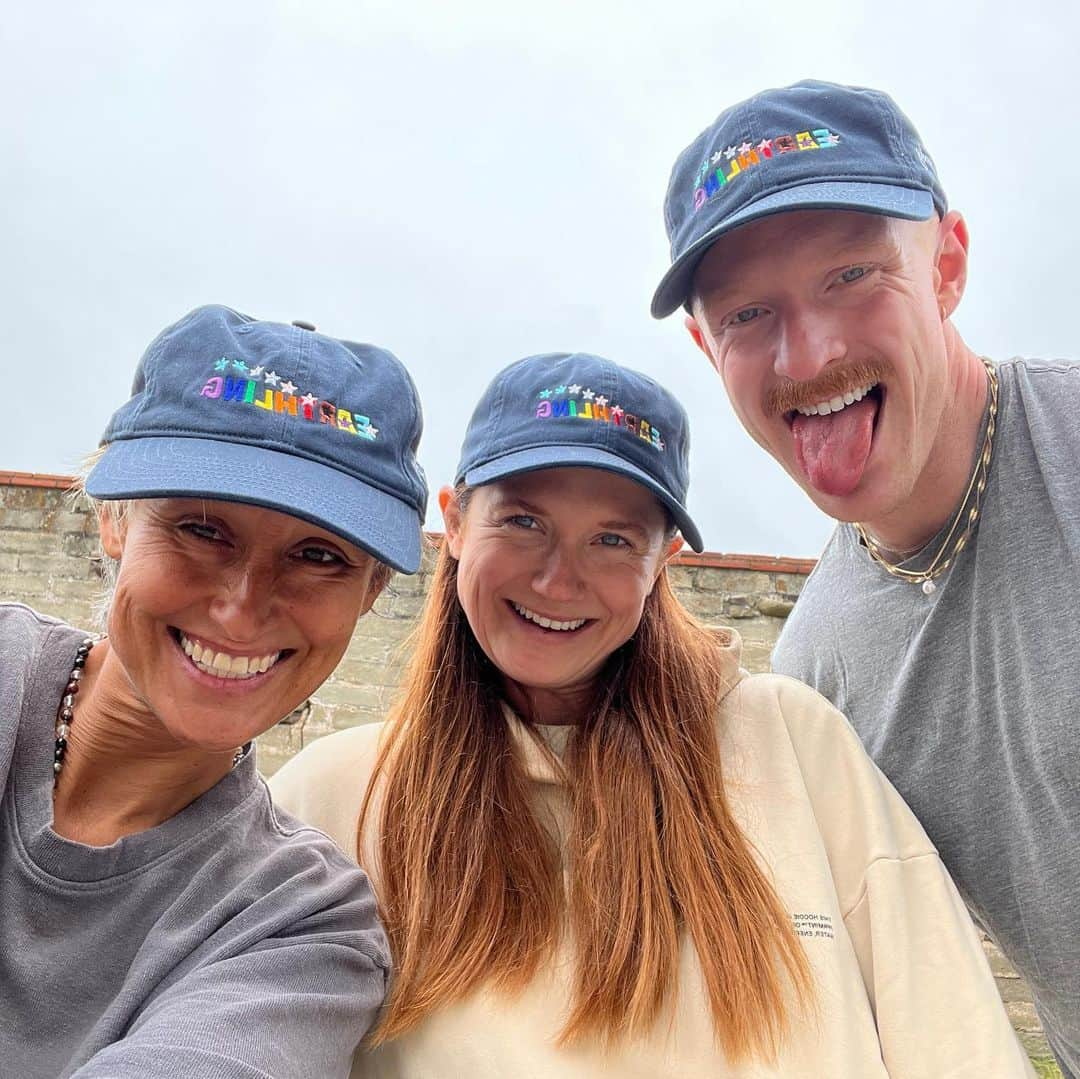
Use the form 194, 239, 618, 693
934, 211, 969, 320
651, 534, 685, 588
685, 313, 721, 375
98, 508, 126, 560
438, 486, 465, 560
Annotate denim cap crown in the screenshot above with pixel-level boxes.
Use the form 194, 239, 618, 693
651, 79, 947, 318
86, 304, 428, 573
455, 351, 704, 552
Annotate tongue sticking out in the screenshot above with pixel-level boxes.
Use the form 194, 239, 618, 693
791, 396, 878, 497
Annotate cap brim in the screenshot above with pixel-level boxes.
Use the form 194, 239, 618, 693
86, 436, 423, 574
651, 182, 936, 319
463, 445, 704, 553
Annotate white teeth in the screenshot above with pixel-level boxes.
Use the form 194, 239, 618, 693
796, 382, 877, 417
177, 632, 280, 680
511, 603, 587, 632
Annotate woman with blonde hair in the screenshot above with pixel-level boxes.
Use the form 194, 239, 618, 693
272, 352, 1032, 1077
1, 305, 429, 1078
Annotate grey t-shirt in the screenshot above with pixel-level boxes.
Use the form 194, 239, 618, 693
0, 603, 390, 1078
773, 358, 1080, 1077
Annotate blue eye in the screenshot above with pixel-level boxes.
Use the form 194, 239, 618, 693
839, 266, 868, 283
599, 533, 629, 548
508, 515, 537, 529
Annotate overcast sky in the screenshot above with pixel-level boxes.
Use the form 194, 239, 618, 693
2, 1, 1076, 557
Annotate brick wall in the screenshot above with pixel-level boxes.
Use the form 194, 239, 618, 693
0, 473, 1058, 1073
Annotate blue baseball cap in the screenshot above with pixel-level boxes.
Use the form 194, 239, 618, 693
652, 79, 947, 318
86, 304, 428, 573
455, 352, 704, 552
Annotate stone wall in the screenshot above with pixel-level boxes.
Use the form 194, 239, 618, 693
0, 472, 1057, 1073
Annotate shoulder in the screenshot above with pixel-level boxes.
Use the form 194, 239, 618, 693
997, 356, 1080, 412
0, 601, 65, 644
718, 675, 937, 894
720, 671, 861, 755
267, 723, 385, 859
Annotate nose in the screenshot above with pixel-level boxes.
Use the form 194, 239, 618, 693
773, 308, 846, 383
207, 565, 276, 642
532, 544, 585, 603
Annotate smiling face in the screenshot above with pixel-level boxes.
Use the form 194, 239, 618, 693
686, 209, 968, 529
98, 498, 386, 752
441, 468, 679, 721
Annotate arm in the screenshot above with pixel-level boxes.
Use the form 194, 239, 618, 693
761, 676, 1033, 1077
70, 899, 386, 1079
842, 850, 1034, 1077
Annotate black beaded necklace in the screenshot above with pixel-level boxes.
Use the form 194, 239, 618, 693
53, 636, 96, 783
53, 637, 247, 786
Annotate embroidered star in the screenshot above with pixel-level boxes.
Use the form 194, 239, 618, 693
656, 439, 665, 450
611, 405, 625, 420
711, 149, 726, 165
214, 358, 229, 372
757, 138, 773, 154
555, 385, 567, 394
366, 426, 378, 437
248, 365, 265, 378
279, 380, 297, 395
595, 395, 609, 407
539, 389, 552, 399
300, 392, 317, 407
582, 388, 596, 401
817, 130, 840, 147
264, 371, 281, 387
723, 145, 738, 160
231, 359, 248, 373
567, 383, 582, 395
737, 141, 752, 155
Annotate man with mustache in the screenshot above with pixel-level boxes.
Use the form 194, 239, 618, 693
652, 80, 1080, 1077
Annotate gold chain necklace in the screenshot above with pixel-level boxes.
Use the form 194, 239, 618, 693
854, 358, 998, 596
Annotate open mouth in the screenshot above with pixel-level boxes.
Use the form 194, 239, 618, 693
784, 381, 883, 424
169, 627, 290, 680
509, 601, 590, 634
785, 383, 885, 498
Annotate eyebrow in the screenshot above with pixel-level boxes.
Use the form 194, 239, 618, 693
489, 496, 653, 538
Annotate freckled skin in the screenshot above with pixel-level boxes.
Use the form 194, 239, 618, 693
440, 468, 682, 725
685, 209, 984, 552
95, 498, 385, 753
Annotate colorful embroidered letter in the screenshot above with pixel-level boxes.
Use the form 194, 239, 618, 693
812, 128, 839, 147
795, 131, 818, 151
243, 381, 258, 404
693, 188, 706, 210
254, 389, 275, 410
593, 405, 609, 423
551, 400, 571, 419
354, 415, 376, 441
639, 420, 652, 441
774, 135, 798, 154
223, 377, 247, 402
536, 400, 552, 418
275, 392, 298, 416
319, 401, 337, 425
337, 409, 357, 434
200, 377, 223, 399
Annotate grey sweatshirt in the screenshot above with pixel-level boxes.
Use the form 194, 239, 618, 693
0, 602, 389, 1078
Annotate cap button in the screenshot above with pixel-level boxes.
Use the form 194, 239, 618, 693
292, 319, 316, 331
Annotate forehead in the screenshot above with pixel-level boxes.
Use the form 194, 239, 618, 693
476, 468, 667, 524
693, 209, 902, 301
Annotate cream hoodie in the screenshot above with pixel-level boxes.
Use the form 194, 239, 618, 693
270, 645, 1032, 1078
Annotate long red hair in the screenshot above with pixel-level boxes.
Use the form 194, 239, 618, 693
361, 538, 812, 1060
